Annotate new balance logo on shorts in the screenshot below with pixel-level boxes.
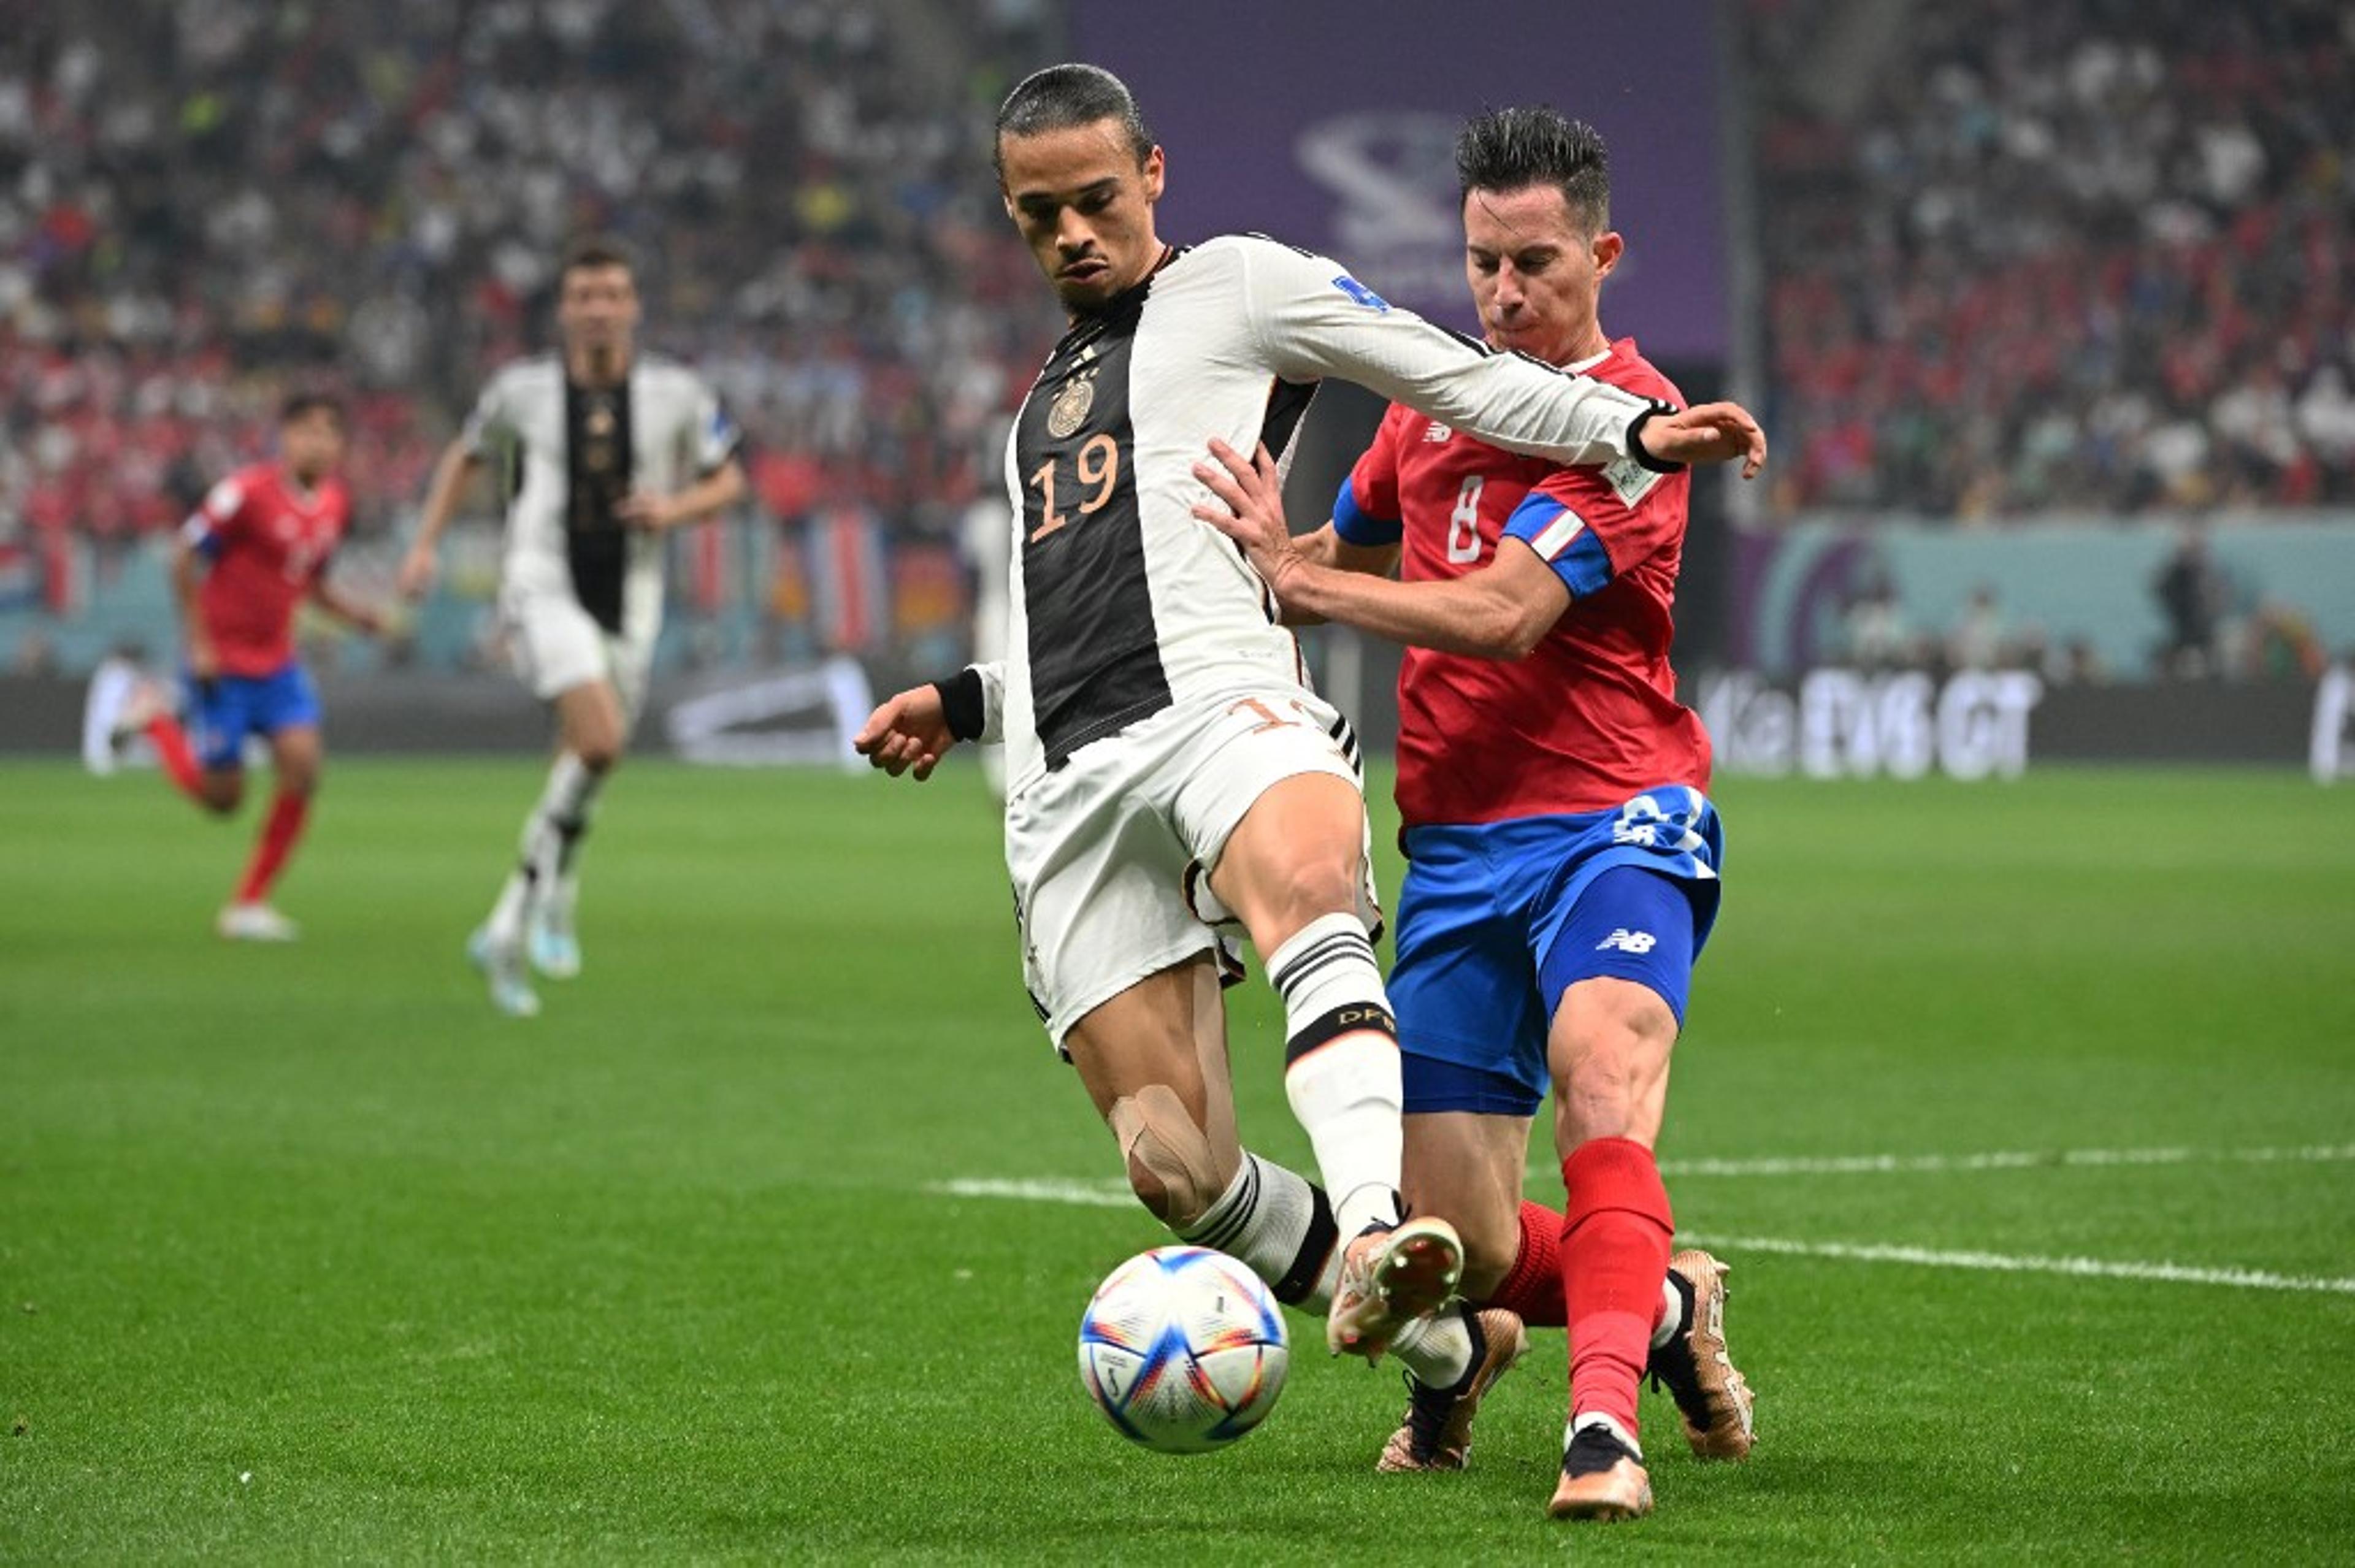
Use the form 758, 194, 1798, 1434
1596, 928, 1657, 954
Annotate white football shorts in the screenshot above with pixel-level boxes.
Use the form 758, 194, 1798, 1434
501, 585, 654, 719
1005, 685, 1379, 1052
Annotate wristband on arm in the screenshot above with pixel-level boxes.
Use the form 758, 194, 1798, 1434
1626, 402, 1688, 475
932, 666, 989, 743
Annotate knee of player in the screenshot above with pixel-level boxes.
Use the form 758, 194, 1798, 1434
199, 778, 244, 816
1109, 1088, 1230, 1231
576, 741, 622, 775
1261, 859, 1365, 936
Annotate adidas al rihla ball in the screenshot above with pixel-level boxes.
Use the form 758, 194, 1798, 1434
1076, 1245, 1289, 1454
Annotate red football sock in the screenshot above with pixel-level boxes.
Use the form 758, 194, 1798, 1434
1561, 1136, 1675, 1444
1479, 1199, 1570, 1327
146, 714, 206, 802
236, 789, 310, 904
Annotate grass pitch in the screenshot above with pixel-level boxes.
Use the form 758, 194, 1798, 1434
2, 757, 2351, 1562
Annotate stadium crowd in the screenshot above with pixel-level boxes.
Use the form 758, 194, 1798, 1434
0, 0, 1057, 554
1749, 0, 2355, 520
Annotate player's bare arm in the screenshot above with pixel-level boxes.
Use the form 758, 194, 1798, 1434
1263, 526, 1400, 627
307, 576, 389, 638
398, 437, 486, 599
1271, 525, 1394, 621
1195, 438, 1569, 659
1293, 523, 1400, 577
615, 456, 748, 532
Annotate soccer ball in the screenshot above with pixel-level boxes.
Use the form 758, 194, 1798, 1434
1076, 1245, 1289, 1454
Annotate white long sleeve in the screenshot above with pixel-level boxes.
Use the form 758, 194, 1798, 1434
1236, 237, 1655, 468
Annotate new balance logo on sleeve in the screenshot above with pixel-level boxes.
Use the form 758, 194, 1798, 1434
1596, 928, 1657, 954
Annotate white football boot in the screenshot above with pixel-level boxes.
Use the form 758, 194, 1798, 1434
86, 670, 166, 776
468, 926, 542, 1018
217, 902, 299, 942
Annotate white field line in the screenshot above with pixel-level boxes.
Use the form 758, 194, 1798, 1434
933, 1142, 2355, 1297
1677, 1234, 2355, 1296
935, 1177, 1135, 1207
1654, 1143, 2355, 1179
934, 1145, 2355, 1207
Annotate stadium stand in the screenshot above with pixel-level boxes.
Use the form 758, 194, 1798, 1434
0, 0, 1057, 568
1747, 0, 2355, 519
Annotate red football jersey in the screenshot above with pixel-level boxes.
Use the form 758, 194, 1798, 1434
182, 463, 350, 676
1336, 338, 1710, 826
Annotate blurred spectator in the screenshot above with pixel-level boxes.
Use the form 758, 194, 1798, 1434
2243, 600, 2327, 681
11, 627, 58, 674
1748, 0, 2355, 519
1839, 564, 1919, 669
2055, 636, 2112, 685
1946, 583, 2008, 671
0, 1, 1056, 556
2151, 525, 2230, 676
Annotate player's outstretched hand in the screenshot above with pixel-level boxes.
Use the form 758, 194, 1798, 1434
396, 546, 438, 601
1642, 402, 1769, 478
854, 685, 957, 782
1192, 439, 1306, 598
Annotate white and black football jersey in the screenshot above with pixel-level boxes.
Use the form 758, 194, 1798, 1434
989, 234, 1662, 792
462, 354, 740, 645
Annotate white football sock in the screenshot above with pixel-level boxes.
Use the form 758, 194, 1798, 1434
525, 753, 602, 894
1390, 1301, 1476, 1390
1178, 1152, 1342, 1312
1569, 1411, 1642, 1459
1651, 1273, 1686, 1350
484, 866, 535, 949
1266, 912, 1403, 1241
487, 754, 603, 949
1178, 1153, 1469, 1387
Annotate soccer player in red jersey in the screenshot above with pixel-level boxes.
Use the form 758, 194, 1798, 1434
122, 393, 387, 939
1195, 108, 1756, 1519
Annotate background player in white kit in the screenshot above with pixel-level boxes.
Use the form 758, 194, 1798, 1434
857, 66, 1766, 1381
400, 237, 746, 1017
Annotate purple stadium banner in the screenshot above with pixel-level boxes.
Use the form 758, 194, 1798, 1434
1068, 0, 1728, 361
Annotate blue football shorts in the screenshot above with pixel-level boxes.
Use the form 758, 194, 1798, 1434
1389, 786, 1725, 1118
183, 662, 322, 773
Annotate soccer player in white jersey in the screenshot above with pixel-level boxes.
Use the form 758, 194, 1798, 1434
399, 237, 746, 1017
857, 65, 1764, 1381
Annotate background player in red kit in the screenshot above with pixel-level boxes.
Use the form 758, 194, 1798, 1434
1195, 107, 1755, 1521
122, 392, 388, 940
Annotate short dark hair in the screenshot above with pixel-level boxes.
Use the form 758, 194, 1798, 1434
280, 391, 345, 427
1456, 107, 1610, 235
994, 63, 1154, 179
559, 234, 637, 281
